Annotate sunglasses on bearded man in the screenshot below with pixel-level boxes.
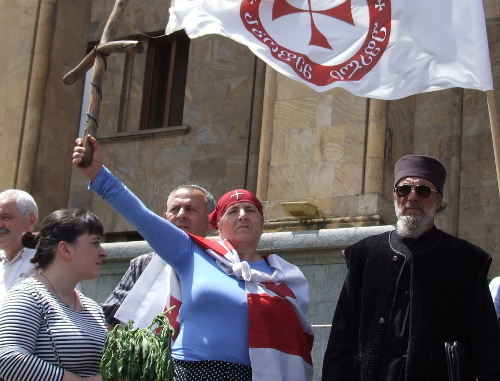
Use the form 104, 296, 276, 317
394, 184, 439, 198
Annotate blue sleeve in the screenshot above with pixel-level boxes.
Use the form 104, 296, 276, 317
89, 167, 192, 272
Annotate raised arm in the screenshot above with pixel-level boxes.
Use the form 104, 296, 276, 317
72, 136, 192, 271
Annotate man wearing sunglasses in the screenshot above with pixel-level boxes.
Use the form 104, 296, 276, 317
322, 154, 500, 381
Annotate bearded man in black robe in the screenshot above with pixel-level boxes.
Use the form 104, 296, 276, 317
322, 155, 500, 381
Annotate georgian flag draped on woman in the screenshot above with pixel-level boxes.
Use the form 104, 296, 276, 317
187, 233, 314, 381
165, 0, 492, 100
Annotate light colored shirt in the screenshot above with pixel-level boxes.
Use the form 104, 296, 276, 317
489, 276, 500, 321
0, 248, 37, 304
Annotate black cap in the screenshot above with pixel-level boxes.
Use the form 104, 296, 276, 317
394, 155, 447, 194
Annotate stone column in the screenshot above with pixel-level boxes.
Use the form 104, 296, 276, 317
256, 65, 277, 201
364, 99, 388, 194
16, 0, 57, 191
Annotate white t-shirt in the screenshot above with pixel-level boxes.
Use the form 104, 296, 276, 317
0, 247, 37, 304
489, 276, 500, 321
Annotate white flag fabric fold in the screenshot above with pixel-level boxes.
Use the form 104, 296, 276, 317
114, 254, 182, 336
166, 0, 493, 100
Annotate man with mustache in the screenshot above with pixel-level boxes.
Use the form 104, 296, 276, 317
322, 155, 500, 381
101, 184, 216, 329
0, 189, 38, 305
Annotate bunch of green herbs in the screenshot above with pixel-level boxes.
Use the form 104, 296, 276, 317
101, 312, 175, 381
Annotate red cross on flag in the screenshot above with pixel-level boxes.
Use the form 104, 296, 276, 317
165, 0, 493, 100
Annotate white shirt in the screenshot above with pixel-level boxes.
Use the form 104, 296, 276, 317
489, 276, 500, 320
0, 248, 37, 304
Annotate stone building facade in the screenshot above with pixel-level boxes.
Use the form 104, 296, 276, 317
1, 0, 500, 379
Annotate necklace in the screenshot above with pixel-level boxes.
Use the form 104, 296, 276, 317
39, 273, 77, 310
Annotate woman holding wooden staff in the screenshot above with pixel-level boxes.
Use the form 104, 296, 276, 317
73, 135, 314, 381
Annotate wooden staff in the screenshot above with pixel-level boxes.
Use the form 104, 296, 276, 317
486, 90, 500, 198
64, 0, 143, 166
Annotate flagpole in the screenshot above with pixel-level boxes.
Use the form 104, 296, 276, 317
486, 90, 500, 198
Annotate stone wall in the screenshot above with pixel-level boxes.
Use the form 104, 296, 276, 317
0, 0, 92, 219
2, 1, 498, 278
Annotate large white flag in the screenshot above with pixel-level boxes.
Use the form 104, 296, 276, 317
166, 0, 493, 100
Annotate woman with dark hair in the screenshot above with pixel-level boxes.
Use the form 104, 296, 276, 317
0, 208, 108, 381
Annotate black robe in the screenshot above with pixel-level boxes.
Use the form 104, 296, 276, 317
322, 227, 500, 381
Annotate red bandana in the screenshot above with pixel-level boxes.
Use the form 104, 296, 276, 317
209, 189, 263, 228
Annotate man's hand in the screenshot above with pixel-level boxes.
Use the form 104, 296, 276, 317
72, 135, 104, 181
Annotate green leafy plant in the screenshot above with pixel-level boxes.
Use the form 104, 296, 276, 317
101, 312, 175, 381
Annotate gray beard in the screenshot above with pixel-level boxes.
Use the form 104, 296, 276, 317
395, 207, 436, 240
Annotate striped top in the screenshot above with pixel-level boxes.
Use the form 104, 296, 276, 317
0, 278, 107, 381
